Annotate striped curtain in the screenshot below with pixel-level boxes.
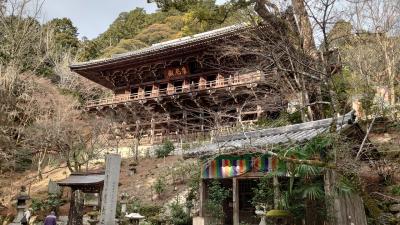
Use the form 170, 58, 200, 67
202, 154, 277, 179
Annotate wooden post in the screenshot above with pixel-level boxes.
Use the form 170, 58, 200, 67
167, 82, 174, 95
256, 105, 262, 120
183, 111, 188, 136
216, 74, 224, 87
138, 86, 144, 99
152, 83, 159, 97
68, 189, 84, 225
236, 107, 242, 125
232, 178, 239, 225
183, 79, 190, 92
199, 180, 206, 217
98, 189, 102, 209
166, 114, 171, 140
200, 111, 205, 132
273, 176, 280, 209
134, 120, 140, 160
199, 76, 206, 90
150, 117, 155, 145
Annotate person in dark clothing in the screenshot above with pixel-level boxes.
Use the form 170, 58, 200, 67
44, 211, 57, 225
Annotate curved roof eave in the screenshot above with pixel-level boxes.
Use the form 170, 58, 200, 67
70, 23, 251, 71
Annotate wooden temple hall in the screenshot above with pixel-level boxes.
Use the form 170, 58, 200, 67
70, 24, 285, 145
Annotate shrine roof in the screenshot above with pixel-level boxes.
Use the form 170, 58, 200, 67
184, 112, 359, 158
70, 23, 249, 70
57, 172, 105, 187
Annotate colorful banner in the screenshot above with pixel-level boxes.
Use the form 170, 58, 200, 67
202, 154, 277, 179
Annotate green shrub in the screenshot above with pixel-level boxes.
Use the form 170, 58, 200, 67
182, 142, 191, 151
205, 180, 231, 224
391, 185, 400, 196
14, 149, 32, 172
169, 201, 192, 225
252, 176, 274, 209
153, 177, 166, 196
31, 194, 63, 218
137, 204, 164, 224
155, 140, 175, 158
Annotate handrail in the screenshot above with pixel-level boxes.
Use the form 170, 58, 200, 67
86, 72, 263, 108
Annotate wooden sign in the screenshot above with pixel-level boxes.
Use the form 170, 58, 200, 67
164, 65, 190, 79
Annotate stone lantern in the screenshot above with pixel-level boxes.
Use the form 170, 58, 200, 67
10, 186, 30, 225
120, 193, 129, 216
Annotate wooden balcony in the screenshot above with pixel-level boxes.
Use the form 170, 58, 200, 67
86, 71, 263, 108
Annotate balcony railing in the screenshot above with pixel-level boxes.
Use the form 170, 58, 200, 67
87, 72, 263, 108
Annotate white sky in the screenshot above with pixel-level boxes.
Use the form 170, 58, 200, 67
41, 0, 227, 40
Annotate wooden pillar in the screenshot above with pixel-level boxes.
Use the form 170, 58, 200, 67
236, 107, 242, 125
150, 117, 155, 145
216, 74, 224, 87
97, 189, 102, 210
134, 120, 140, 161
256, 105, 262, 120
138, 86, 144, 99
68, 189, 84, 225
199, 179, 206, 217
232, 178, 239, 225
183, 111, 188, 136
199, 76, 206, 90
166, 114, 171, 141
211, 112, 220, 143
273, 176, 280, 209
200, 111, 205, 132
167, 82, 174, 95
183, 79, 189, 92
152, 83, 159, 97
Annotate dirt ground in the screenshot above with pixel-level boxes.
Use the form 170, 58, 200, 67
118, 156, 195, 205
0, 155, 194, 215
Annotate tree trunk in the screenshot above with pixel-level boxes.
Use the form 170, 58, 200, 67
37, 160, 43, 180
134, 137, 139, 161
291, 0, 318, 57
324, 170, 368, 225
273, 176, 280, 209
254, 0, 274, 21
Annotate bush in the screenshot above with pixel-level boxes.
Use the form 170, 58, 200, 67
155, 140, 175, 158
391, 185, 400, 196
252, 176, 274, 209
31, 194, 63, 219
153, 177, 166, 196
169, 201, 192, 225
205, 180, 231, 223
137, 204, 164, 225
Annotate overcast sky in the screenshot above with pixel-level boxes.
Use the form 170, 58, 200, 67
41, 0, 226, 40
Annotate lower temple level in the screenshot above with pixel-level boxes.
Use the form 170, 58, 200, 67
199, 177, 263, 225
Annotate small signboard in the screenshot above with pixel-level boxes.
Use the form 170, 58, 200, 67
164, 65, 190, 79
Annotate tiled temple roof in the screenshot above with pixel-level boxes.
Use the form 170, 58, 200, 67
70, 23, 249, 69
184, 112, 357, 158
57, 172, 105, 187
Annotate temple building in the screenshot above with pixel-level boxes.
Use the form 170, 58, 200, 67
71, 24, 372, 225
70, 24, 286, 145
